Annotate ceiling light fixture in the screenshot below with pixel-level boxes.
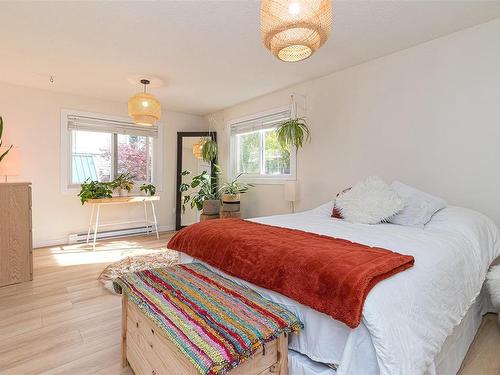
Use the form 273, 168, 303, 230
128, 79, 161, 126
260, 0, 332, 62
192, 139, 205, 159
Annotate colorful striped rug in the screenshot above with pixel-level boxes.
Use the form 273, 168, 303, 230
115, 263, 303, 375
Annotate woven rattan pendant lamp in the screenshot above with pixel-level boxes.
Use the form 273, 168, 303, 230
260, 0, 332, 62
128, 79, 161, 126
192, 139, 204, 159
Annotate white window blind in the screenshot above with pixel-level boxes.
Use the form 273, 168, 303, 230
67, 114, 158, 138
229, 107, 296, 183
230, 109, 290, 136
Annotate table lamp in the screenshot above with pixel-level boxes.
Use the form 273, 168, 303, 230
284, 180, 298, 213
0, 147, 20, 182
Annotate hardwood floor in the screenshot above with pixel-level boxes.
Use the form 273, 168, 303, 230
0, 232, 498, 375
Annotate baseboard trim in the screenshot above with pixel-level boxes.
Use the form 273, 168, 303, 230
34, 225, 175, 249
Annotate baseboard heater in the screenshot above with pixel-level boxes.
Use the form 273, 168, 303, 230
69, 225, 154, 244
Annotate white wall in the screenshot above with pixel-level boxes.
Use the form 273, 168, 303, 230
212, 19, 500, 225
0, 82, 207, 247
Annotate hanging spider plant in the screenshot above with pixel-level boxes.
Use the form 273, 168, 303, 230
275, 117, 311, 151
201, 138, 217, 162
0, 116, 13, 163
201, 115, 219, 162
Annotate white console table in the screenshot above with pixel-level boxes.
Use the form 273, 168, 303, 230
86, 196, 160, 250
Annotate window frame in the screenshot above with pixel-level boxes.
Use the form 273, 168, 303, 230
60, 109, 163, 193
228, 105, 297, 185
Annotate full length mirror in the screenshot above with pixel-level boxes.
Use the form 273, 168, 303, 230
175, 132, 217, 230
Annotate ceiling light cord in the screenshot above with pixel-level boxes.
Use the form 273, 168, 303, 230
140, 79, 150, 93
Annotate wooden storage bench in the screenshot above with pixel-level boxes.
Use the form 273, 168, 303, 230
121, 293, 289, 375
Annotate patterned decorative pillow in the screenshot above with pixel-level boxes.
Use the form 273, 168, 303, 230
335, 176, 404, 224
331, 187, 351, 219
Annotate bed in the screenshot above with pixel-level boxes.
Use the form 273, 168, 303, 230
175, 201, 499, 375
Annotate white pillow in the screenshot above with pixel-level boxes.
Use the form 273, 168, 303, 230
389, 181, 446, 227
335, 176, 404, 224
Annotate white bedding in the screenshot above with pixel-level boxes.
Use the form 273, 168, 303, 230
178, 203, 500, 375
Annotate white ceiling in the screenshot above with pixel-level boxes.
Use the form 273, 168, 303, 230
1, 1, 500, 115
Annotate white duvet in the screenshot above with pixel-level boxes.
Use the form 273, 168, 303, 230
179, 203, 500, 375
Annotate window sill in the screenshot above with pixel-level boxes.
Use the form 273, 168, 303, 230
237, 176, 296, 185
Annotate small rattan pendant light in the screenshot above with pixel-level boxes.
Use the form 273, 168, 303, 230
260, 0, 332, 62
192, 139, 204, 159
128, 79, 161, 126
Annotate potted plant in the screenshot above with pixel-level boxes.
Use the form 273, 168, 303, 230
201, 138, 217, 163
0, 116, 13, 163
275, 117, 311, 151
77, 179, 113, 204
218, 173, 253, 212
140, 183, 156, 196
179, 165, 220, 215
111, 172, 135, 197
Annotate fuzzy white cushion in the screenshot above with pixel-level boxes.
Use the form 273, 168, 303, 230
486, 264, 500, 324
335, 176, 404, 224
389, 181, 447, 227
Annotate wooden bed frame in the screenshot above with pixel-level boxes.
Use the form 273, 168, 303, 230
121, 294, 289, 375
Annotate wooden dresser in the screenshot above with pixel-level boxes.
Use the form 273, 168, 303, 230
0, 183, 33, 287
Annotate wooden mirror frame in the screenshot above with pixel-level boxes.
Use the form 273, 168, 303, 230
175, 131, 217, 231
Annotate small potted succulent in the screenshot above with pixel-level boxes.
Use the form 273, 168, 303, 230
140, 183, 156, 196
111, 172, 135, 197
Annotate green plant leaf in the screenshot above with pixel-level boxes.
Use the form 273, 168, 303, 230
0, 116, 14, 163
0, 144, 13, 162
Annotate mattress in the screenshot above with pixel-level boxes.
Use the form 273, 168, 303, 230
177, 203, 500, 375
286, 287, 492, 375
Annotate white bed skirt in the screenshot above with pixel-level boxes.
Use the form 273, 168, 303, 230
288, 287, 493, 375
426, 285, 492, 375
289, 350, 336, 375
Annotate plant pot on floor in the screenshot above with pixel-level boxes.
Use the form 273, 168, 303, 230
202, 199, 220, 215
222, 193, 241, 212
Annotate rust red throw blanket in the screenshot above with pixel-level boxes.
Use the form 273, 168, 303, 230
167, 219, 414, 328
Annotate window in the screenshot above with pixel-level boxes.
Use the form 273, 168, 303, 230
61, 111, 160, 190
230, 107, 295, 183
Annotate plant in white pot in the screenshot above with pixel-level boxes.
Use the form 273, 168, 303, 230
179, 165, 220, 216
218, 173, 253, 213
111, 172, 135, 197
